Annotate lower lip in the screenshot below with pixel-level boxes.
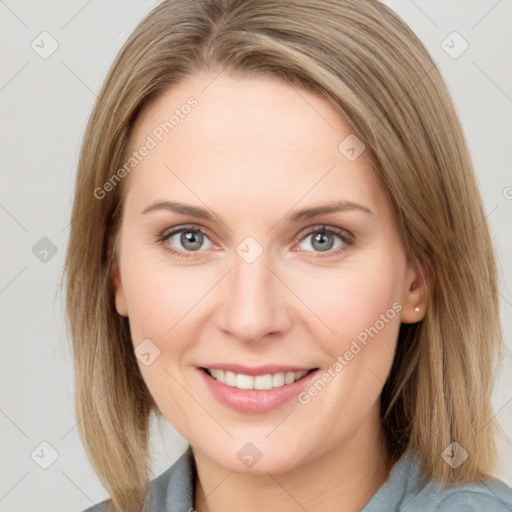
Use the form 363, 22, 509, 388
198, 368, 318, 413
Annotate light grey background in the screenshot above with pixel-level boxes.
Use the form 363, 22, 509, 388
1, 1, 511, 510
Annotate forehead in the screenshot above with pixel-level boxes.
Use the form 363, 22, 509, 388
133, 72, 348, 148
123, 72, 383, 216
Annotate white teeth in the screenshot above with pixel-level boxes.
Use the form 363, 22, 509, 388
224, 370, 237, 386
285, 372, 296, 385
207, 369, 309, 390
254, 374, 273, 390
272, 372, 285, 387
236, 374, 254, 389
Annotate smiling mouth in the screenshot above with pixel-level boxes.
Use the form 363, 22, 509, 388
201, 367, 318, 391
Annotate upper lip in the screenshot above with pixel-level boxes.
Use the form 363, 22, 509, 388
200, 364, 318, 376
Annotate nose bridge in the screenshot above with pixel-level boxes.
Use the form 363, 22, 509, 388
216, 245, 289, 341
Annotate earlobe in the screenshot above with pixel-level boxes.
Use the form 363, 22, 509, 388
401, 258, 430, 324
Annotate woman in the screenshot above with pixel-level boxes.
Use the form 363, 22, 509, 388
63, 0, 512, 510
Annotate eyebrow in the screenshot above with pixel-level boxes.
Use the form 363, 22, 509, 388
141, 199, 374, 222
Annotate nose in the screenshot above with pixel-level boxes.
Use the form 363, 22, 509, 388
215, 249, 292, 343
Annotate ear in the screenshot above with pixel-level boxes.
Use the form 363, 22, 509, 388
401, 256, 430, 324
108, 237, 128, 317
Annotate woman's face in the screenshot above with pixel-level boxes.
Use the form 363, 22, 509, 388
112, 72, 425, 474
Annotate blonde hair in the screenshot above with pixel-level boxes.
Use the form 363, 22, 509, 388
62, 0, 505, 510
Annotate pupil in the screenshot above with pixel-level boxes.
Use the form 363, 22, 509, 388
182, 231, 203, 251
312, 232, 333, 252
178, 231, 334, 252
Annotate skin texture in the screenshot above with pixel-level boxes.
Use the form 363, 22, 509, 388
112, 72, 428, 512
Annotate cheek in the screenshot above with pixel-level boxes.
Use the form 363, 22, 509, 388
292, 260, 403, 432
120, 254, 205, 426
291, 254, 404, 352
120, 244, 212, 345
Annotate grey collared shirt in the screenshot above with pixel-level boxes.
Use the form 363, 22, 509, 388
82, 446, 196, 512
83, 445, 512, 511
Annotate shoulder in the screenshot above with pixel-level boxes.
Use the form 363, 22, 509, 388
363, 450, 512, 512
80, 446, 196, 512
422, 480, 512, 512
401, 464, 512, 511
81, 503, 109, 512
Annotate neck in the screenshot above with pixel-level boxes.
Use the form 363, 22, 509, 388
192, 405, 394, 512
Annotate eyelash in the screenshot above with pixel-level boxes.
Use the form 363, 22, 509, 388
155, 224, 355, 259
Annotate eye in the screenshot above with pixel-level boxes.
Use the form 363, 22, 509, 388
295, 225, 354, 257
156, 225, 215, 258
156, 223, 354, 259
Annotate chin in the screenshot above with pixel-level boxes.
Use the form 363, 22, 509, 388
196, 437, 312, 476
